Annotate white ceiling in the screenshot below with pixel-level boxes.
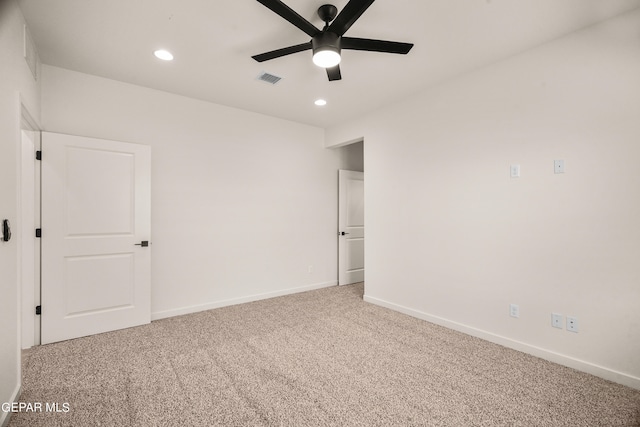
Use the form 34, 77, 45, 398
18, 0, 640, 128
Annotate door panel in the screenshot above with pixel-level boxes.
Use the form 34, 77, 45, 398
65, 147, 135, 235
339, 170, 364, 285
41, 132, 151, 344
347, 178, 364, 225
346, 239, 364, 272
65, 253, 134, 316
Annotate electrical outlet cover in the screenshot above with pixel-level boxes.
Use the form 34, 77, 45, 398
566, 316, 578, 332
551, 313, 563, 329
554, 159, 565, 174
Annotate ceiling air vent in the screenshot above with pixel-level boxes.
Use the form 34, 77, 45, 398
256, 71, 282, 85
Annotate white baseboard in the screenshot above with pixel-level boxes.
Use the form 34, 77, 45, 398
364, 294, 640, 391
1, 384, 21, 427
151, 280, 338, 321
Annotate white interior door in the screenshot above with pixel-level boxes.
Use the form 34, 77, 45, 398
41, 132, 151, 344
338, 170, 364, 285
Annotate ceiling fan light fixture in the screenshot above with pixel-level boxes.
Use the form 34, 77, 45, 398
252, 1, 414, 81
312, 31, 341, 68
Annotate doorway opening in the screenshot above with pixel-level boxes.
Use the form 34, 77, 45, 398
334, 140, 364, 288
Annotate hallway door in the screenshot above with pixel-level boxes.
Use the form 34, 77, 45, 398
338, 170, 364, 285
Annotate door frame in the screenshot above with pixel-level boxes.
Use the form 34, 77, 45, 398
18, 102, 41, 348
333, 140, 365, 286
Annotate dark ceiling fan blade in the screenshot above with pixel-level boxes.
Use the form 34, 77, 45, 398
327, 0, 375, 36
256, 0, 321, 37
342, 37, 413, 54
326, 65, 342, 81
252, 42, 312, 62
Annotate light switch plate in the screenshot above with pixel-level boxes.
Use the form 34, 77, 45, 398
509, 303, 520, 318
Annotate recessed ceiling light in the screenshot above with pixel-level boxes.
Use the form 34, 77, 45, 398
153, 49, 174, 61
314, 99, 327, 106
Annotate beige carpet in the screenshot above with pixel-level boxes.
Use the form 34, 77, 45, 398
8, 283, 640, 426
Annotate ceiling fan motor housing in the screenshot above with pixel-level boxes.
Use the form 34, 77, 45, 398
312, 31, 341, 55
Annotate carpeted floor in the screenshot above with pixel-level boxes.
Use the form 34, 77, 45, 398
8, 283, 640, 426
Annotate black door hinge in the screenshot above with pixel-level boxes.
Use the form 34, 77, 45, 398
35, 228, 41, 238
35, 305, 41, 315
36, 151, 41, 160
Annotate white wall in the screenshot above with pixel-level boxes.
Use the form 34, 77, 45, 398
336, 141, 364, 172
41, 65, 342, 319
327, 9, 640, 389
0, 0, 41, 424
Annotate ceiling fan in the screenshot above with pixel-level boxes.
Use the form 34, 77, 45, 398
252, 0, 414, 81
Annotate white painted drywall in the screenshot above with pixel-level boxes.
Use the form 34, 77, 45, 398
0, 0, 41, 423
326, 9, 640, 388
41, 65, 342, 319
336, 141, 364, 172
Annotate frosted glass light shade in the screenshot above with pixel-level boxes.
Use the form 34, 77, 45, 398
312, 49, 341, 68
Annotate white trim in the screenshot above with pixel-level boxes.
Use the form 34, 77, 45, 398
364, 294, 640, 391
0, 384, 21, 427
151, 280, 338, 321
326, 136, 364, 149
20, 99, 39, 131
19, 130, 37, 349
18, 100, 41, 350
